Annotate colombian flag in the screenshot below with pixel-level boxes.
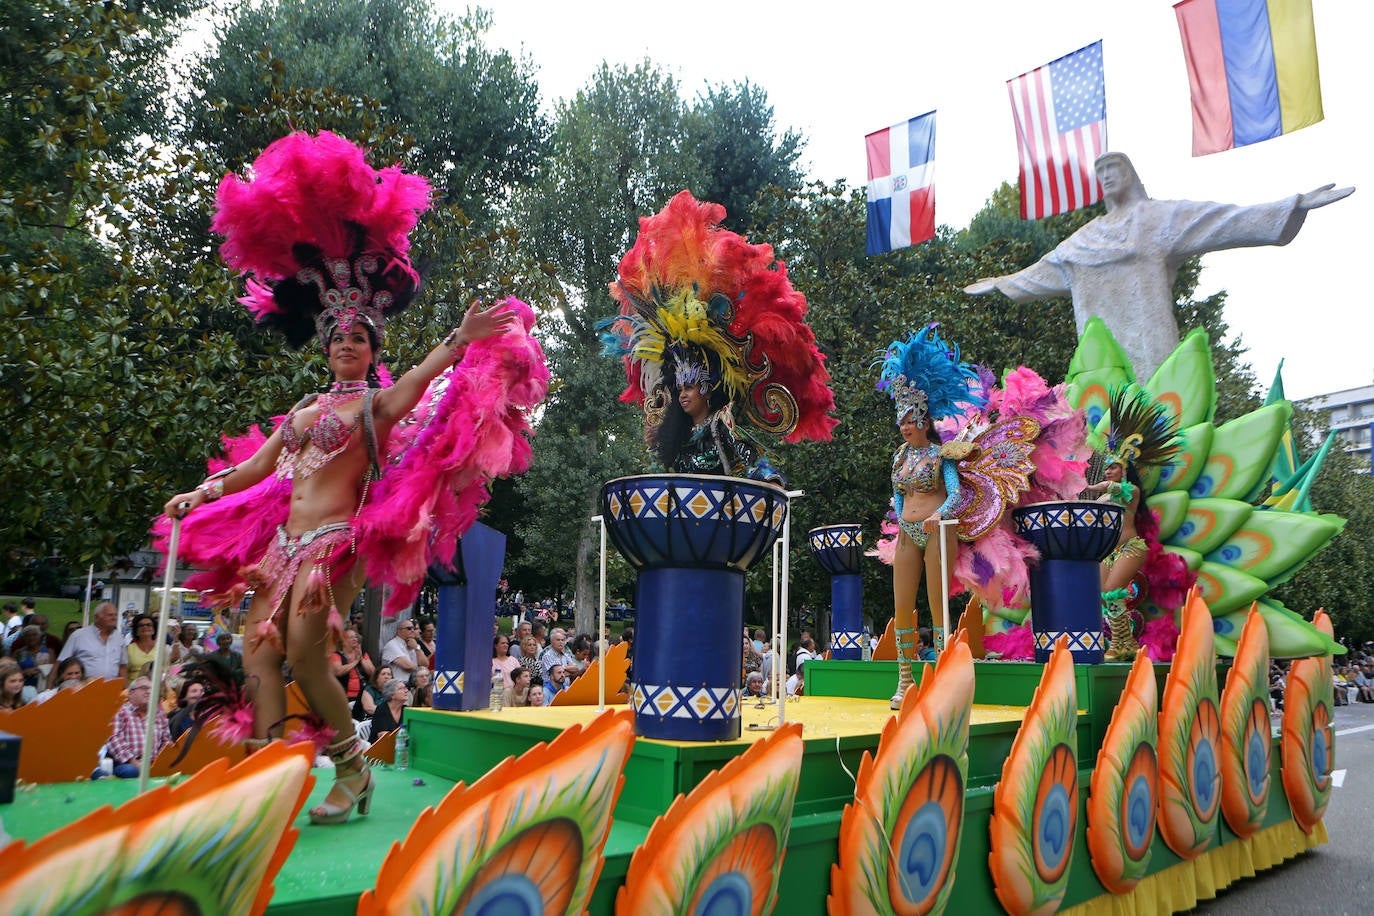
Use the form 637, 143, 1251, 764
1174, 0, 1323, 156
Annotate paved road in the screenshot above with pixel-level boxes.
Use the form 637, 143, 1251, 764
1192, 699, 1374, 915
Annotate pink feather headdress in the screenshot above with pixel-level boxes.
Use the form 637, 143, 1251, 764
212, 131, 432, 350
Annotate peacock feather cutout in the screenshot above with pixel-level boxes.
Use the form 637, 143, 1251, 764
988, 635, 1078, 916
1281, 610, 1335, 834
1219, 607, 1271, 839
1087, 650, 1158, 895
829, 634, 975, 915
0, 741, 314, 916
1157, 588, 1221, 859
616, 722, 804, 915
1066, 318, 1345, 659
358, 709, 636, 916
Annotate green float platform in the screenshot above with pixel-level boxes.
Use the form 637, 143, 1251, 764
1, 659, 1322, 913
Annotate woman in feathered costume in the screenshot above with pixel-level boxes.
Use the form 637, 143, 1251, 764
1084, 384, 1183, 659
159, 132, 547, 825
878, 325, 986, 707
600, 191, 837, 482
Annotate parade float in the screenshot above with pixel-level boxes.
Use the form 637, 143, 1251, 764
0, 186, 1344, 914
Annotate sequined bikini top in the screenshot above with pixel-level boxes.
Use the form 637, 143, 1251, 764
892, 443, 940, 495
276, 387, 378, 480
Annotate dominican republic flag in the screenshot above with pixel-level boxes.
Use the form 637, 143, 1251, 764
1007, 40, 1107, 220
865, 111, 936, 255
1174, 0, 1323, 157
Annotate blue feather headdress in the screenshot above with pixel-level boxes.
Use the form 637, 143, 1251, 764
876, 323, 984, 426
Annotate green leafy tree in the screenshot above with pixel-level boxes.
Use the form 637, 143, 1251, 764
183, 0, 545, 217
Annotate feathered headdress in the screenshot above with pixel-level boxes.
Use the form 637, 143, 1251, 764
211, 131, 432, 350
599, 191, 837, 444
1102, 384, 1181, 469
876, 323, 984, 425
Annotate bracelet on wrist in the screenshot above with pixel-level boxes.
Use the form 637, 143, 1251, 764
198, 479, 225, 502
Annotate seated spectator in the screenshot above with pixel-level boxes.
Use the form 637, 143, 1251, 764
786, 658, 807, 697
352, 666, 392, 721
104, 675, 171, 778
417, 620, 437, 671
744, 671, 768, 699
516, 635, 542, 683
410, 667, 433, 708
543, 664, 570, 705
504, 668, 533, 707
59, 620, 80, 649
569, 634, 595, 678
1354, 665, 1374, 704
370, 680, 409, 736
531, 621, 547, 649
54, 601, 125, 684
35, 657, 86, 703
917, 628, 937, 662
169, 681, 205, 741
332, 628, 375, 709
13, 625, 54, 690
126, 614, 166, 685
541, 628, 577, 682
0, 661, 33, 709
492, 635, 520, 688
742, 636, 762, 681
526, 683, 545, 707
169, 623, 203, 666
209, 632, 243, 675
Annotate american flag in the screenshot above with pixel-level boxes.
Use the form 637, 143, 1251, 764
1007, 41, 1107, 220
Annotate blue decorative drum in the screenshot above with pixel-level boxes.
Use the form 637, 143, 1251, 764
1012, 500, 1123, 664
602, 474, 788, 741
809, 524, 865, 660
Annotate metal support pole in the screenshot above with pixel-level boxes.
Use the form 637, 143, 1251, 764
939, 518, 957, 649
593, 514, 607, 711
140, 519, 180, 792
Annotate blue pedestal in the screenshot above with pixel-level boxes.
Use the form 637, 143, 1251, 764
632, 567, 745, 741
429, 522, 506, 712
808, 524, 865, 661
602, 474, 788, 742
1012, 501, 1123, 665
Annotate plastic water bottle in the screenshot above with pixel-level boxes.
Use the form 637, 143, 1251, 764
489, 670, 504, 712
861, 629, 873, 662
394, 724, 409, 771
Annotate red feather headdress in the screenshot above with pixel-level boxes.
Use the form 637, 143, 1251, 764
599, 191, 836, 444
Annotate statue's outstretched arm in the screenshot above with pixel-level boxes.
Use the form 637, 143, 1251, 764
1297, 183, 1355, 211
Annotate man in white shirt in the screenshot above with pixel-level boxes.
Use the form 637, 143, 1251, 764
54, 601, 126, 684
540, 627, 578, 681
381, 618, 421, 683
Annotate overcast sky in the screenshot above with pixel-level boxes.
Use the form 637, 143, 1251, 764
472, 0, 1369, 401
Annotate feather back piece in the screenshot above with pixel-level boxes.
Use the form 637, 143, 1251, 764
212, 131, 432, 348
1103, 384, 1182, 469
601, 190, 837, 445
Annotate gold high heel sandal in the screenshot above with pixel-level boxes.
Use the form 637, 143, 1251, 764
309, 735, 374, 825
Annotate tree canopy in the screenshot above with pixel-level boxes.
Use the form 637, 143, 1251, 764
3, 0, 1366, 640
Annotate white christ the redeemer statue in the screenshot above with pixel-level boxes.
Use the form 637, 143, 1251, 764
964, 152, 1353, 379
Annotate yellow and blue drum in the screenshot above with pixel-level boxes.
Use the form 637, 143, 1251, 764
602, 474, 788, 741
